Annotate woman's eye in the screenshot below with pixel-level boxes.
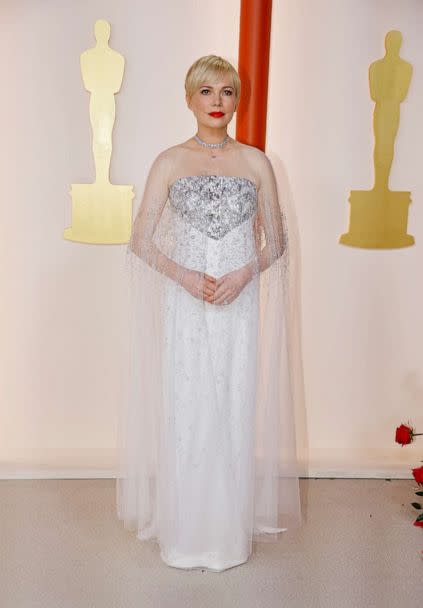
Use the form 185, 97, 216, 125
200, 89, 232, 95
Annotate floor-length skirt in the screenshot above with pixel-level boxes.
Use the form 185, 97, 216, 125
158, 219, 260, 571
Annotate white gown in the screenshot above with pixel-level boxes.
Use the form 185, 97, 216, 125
160, 176, 259, 570
116, 142, 301, 572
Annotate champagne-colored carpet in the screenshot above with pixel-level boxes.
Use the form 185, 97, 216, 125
1, 478, 421, 607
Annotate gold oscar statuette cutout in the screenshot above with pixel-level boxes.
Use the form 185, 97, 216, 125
339, 30, 414, 249
64, 19, 134, 244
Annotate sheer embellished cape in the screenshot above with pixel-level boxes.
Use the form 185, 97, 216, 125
116, 139, 302, 548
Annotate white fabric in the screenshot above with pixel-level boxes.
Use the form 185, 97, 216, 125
116, 139, 302, 571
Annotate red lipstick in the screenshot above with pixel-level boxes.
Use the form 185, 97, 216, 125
209, 112, 224, 117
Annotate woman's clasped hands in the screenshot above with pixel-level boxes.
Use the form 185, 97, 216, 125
180, 267, 252, 305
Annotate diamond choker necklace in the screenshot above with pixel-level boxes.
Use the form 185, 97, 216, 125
194, 133, 231, 148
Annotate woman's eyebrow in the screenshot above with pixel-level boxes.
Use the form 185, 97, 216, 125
200, 84, 234, 89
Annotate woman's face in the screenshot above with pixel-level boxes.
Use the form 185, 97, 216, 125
186, 75, 238, 129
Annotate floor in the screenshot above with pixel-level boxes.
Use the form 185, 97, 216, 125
1, 478, 421, 607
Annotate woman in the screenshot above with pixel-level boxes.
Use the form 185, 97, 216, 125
116, 55, 301, 572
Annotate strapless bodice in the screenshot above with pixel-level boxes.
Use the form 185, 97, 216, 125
168, 175, 257, 241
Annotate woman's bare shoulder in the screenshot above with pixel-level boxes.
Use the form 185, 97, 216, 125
145, 146, 183, 176
152, 142, 191, 164
234, 141, 269, 187
236, 140, 267, 162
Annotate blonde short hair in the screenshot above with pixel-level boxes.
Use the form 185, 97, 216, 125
185, 55, 241, 103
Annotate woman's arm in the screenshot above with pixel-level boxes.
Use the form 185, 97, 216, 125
129, 151, 187, 284
243, 153, 287, 280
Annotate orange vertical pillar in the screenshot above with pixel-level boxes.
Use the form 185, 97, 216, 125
236, 0, 273, 152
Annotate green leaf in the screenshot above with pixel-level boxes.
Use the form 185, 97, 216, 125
411, 502, 422, 510
416, 513, 423, 522
415, 491, 423, 496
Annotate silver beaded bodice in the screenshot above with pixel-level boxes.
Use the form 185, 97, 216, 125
169, 175, 257, 241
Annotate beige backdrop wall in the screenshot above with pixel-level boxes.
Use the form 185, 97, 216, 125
1, 0, 422, 478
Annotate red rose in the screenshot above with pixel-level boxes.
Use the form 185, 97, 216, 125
395, 424, 414, 445
413, 519, 423, 528
412, 466, 423, 486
